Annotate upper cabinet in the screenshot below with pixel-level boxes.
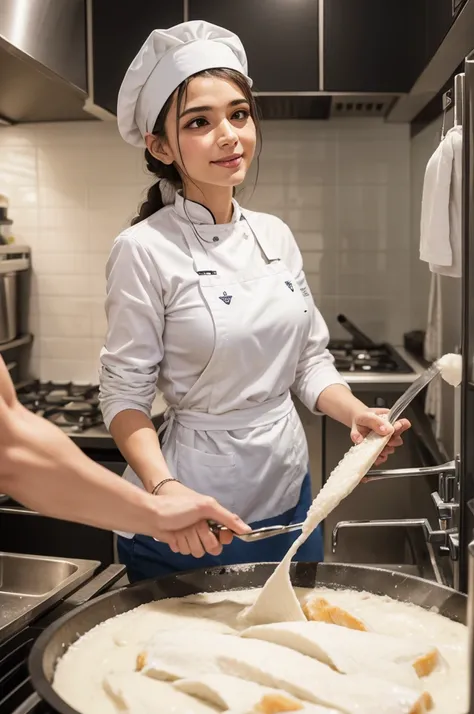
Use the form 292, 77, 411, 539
91, 0, 184, 115
323, 0, 426, 93
87, 0, 457, 119
423, 0, 455, 62
188, 0, 320, 92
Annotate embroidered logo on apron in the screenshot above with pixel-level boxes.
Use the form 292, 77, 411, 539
285, 281, 294, 292
219, 291, 233, 305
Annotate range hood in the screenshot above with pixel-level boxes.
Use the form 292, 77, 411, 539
254, 94, 397, 121
0, 0, 94, 124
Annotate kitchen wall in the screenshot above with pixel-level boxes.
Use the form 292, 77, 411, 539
409, 112, 462, 457
0, 118, 410, 382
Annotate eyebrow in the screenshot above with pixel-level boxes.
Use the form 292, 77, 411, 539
179, 98, 249, 119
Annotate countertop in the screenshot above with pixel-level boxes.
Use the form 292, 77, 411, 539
70, 347, 425, 450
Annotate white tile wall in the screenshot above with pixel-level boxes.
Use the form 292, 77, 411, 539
0, 117, 410, 381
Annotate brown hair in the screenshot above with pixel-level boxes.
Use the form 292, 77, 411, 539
131, 68, 261, 225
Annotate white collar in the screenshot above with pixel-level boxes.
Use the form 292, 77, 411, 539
173, 192, 242, 226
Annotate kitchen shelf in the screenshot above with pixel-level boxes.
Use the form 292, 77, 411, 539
0, 334, 33, 354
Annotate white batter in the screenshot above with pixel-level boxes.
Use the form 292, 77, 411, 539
53, 586, 467, 714
437, 353, 462, 387
244, 352, 462, 626
244, 429, 391, 625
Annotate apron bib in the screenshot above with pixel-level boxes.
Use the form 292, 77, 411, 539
122, 211, 312, 524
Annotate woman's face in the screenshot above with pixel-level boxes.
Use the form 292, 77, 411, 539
160, 75, 257, 192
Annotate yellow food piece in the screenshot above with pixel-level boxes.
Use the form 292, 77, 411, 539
410, 691, 434, 713
302, 597, 367, 632
413, 650, 439, 678
136, 652, 146, 671
255, 693, 304, 713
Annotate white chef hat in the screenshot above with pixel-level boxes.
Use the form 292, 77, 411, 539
117, 20, 252, 148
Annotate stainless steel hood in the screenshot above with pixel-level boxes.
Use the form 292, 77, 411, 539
0, 0, 94, 124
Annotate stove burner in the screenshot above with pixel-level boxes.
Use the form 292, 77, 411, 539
328, 341, 413, 374
16, 381, 102, 433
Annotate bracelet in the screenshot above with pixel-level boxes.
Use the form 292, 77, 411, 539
151, 478, 177, 496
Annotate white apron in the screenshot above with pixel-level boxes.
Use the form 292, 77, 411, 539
121, 211, 312, 527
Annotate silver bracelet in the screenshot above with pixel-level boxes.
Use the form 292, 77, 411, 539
151, 478, 177, 496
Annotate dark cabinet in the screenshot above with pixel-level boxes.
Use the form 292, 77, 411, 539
424, 0, 454, 62
323, 0, 426, 93
189, 0, 320, 92
91, 1, 184, 115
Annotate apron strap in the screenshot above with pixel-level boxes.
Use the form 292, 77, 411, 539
241, 210, 281, 263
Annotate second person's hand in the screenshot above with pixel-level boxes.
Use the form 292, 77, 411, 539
152, 479, 250, 557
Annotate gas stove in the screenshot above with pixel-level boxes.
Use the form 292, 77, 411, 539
328, 340, 414, 374
16, 381, 103, 434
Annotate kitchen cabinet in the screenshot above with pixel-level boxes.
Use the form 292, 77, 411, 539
323, 0, 426, 93
424, 0, 454, 62
189, 0, 320, 92
91, 0, 184, 115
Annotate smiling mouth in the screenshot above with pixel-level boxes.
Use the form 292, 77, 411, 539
212, 154, 243, 168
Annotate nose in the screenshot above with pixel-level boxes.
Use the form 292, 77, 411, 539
217, 119, 238, 148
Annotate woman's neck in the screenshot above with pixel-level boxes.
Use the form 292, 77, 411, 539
182, 182, 234, 224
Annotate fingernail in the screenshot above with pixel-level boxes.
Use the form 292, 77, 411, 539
380, 425, 387, 432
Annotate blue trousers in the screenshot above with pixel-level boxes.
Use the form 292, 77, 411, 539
117, 473, 323, 583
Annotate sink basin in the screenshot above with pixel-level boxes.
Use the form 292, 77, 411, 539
327, 522, 446, 585
0, 552, 100, 642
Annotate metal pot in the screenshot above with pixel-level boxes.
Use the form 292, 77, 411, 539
29, 561, 466, 714
0, 271, 17, 344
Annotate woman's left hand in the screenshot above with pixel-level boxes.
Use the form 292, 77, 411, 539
350, 408, 411, 466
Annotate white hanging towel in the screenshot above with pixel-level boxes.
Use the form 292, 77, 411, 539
419, 125, 462, 278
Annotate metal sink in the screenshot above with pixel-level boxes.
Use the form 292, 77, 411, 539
0, 552, 100, 642
327, 520, 446, 585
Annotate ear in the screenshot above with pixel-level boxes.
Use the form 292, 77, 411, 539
145, 133, 174, 165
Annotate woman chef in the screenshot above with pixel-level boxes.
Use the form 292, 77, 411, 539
100, 20, 409, 582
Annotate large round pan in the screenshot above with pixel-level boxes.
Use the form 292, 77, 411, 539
29, 561, 467, 714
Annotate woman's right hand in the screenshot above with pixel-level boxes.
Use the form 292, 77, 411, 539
152, 481, 250, 558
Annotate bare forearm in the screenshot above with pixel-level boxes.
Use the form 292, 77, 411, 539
109, 409, 172, 492
1, 452, 160, 535
316, 384, 367, 428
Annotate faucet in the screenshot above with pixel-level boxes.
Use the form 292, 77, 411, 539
331, 518, 455, 554
331, 457, 461, 579
362, 459, 455, 483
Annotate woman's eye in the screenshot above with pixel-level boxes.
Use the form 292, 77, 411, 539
186, 117, 208, 129
233, 110, 249, 121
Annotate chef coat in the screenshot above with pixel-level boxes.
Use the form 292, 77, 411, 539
99, 193, 348, 533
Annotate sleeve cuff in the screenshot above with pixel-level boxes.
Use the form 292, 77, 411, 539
295, 367, 351, 415
101, 400, 152, 431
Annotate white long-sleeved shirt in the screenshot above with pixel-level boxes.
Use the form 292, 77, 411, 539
100, 194, 348, 524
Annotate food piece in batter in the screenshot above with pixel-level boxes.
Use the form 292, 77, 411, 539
243, 429, 391, 626
103, 671, 219, 713
302, 597, 368, 631
174, 674, 338, 713
241, 621, 441, 683
255, 693, 304, 712
137, 628, 432, 714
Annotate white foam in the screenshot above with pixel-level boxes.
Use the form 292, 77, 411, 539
437, 353, 463, 387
